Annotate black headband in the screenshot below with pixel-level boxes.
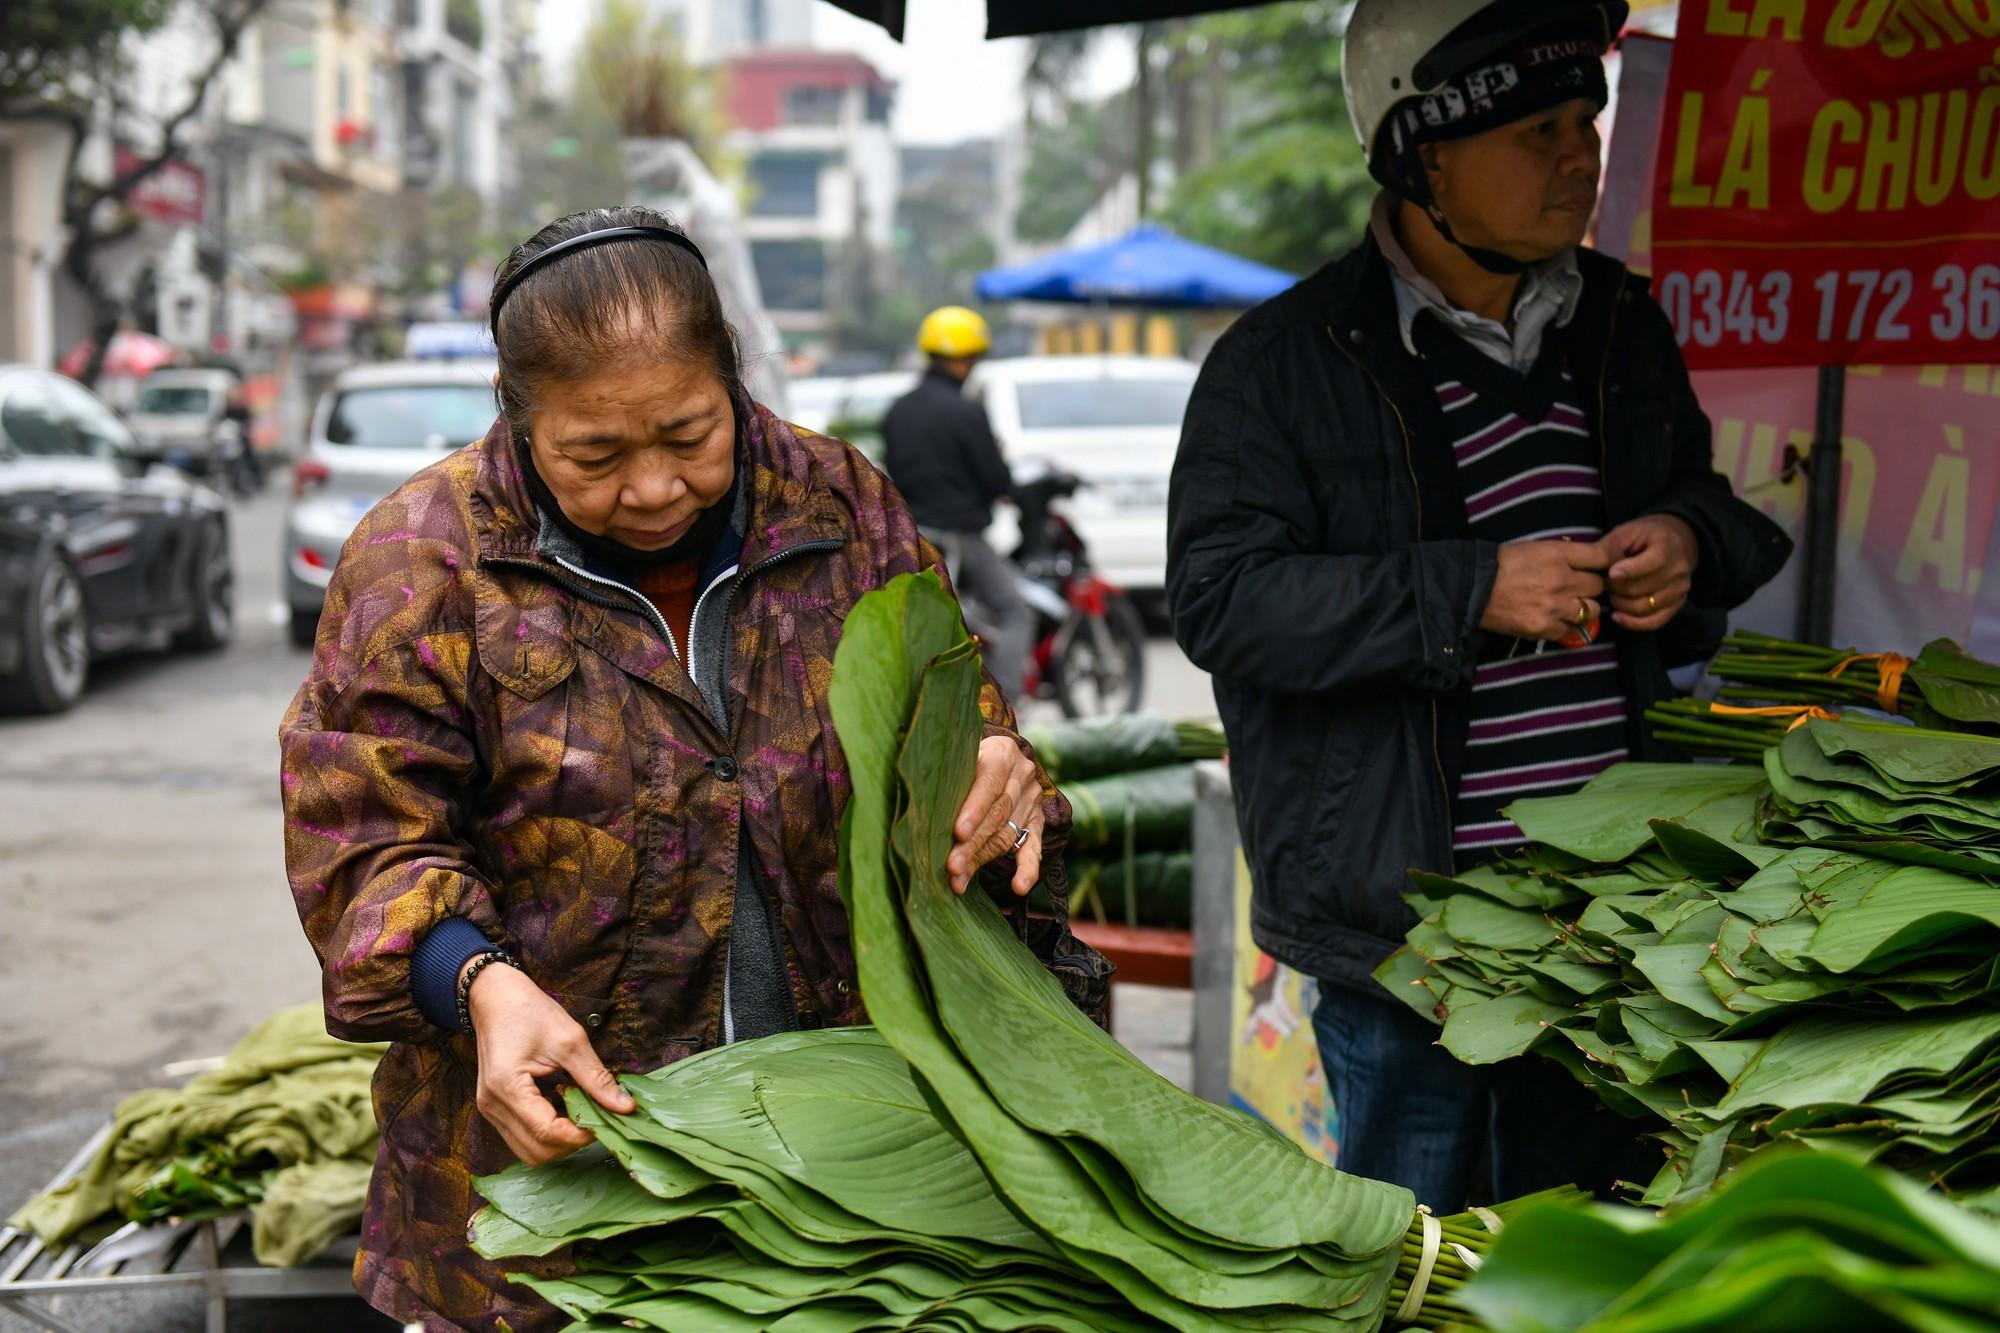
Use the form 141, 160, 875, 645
488, 225, 708, 331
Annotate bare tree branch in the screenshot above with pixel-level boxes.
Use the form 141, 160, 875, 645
59, 0, 273, 385
80, 0, 271, 215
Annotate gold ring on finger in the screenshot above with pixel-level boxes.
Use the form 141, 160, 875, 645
1573, 598, 1592, 626
1647, 593, 1658, 612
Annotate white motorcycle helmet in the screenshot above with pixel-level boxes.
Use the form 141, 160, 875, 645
1342, 0, 1627, 272
1344, 0, 1627, 169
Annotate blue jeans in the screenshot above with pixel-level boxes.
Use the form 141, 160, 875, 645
1312, 983, 1653, 1213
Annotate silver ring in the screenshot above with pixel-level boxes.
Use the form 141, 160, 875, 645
1006, 819, 1030, 851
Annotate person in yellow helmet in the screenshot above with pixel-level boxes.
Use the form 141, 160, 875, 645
882, 306, 1030, 696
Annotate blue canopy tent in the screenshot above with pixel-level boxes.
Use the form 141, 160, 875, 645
974, 225, 1296, 309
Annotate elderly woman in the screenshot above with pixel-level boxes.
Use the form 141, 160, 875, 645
280, 206, 1083, 1331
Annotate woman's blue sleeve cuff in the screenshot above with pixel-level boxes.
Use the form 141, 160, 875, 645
412, 916, 499, 1033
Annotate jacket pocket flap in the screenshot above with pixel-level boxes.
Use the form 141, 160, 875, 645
473, 574, 578, 699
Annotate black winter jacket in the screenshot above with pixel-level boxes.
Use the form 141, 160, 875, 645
882, 369, 1013, 532
1166, 237, 1792, 992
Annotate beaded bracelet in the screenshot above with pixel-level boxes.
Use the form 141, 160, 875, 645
455, 948, 516, 1035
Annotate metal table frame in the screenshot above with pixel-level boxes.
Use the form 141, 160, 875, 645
0, 1125, 362, 1332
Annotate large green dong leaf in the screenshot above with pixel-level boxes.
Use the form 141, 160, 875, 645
1509, 766, 1768, 864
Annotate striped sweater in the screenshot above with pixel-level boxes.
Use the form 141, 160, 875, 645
1417, 317, 1631, 862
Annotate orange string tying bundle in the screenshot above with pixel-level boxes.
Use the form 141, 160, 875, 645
1706, 703, 1841, 732
1828, 652, 1913, 713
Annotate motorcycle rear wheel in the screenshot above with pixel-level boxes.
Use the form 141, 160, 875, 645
1050, 594, 1147, 718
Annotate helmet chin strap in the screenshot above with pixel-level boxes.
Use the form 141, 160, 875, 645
1424, 203, 1533, 277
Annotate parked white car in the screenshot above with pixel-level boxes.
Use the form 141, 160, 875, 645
283, 360, 498, 647
965, 356, 1198, 596
786, 372, 915, 460
833, 372, 919, 428
786, 376, 852, 435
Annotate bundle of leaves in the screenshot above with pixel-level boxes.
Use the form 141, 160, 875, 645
1022, 715, 1220, 929
1021, 714, 1227, 784
1377, 752, 2000, 1205
1759, 718, 2000, 874
1060, 764, 1202, 855
473, 575, 1514, 1331
1063, 850, 1196, 929
472, 1029, 1155, 1331
1648, 633, 2000, 758
1457, 1150, 2000, 1332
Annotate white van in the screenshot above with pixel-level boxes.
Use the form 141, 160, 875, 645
127, 368, 242, 474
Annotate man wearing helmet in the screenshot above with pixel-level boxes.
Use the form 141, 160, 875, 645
1167, 0, 1791, 1211
883, 306, 1030, 695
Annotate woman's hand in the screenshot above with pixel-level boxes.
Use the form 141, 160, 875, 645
948, 735, 1046, 898
464, 960, 635, 1166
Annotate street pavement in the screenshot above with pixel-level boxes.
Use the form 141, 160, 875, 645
0, 475, 1212, 1331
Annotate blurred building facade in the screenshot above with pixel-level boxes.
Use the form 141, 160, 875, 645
656, 0, 814, 66
215, 0, 530, 392
4, 0, 531, 442
0, 121, 69, 369
722, 49, 897, 351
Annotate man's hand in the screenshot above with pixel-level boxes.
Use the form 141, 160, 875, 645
1600, 515, 1699, 632
947, 735, 1045, 897
1479, 540, 1609, 641
465, 960, 634, 1166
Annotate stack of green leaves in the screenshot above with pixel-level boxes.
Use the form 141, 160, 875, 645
1376, 754, 2000, 1205
1021, 714, 1227, 783
473, 574, 1515, 1331
1022, 715, 1223, 929
471, 1028, 1155, 1331
1457, 1150, 2000, 1332
1760, 717, 2000, 874
1647, 632, 2000, 758
832, 574, 1420, 1329
1062, 849, 1196, 929
1061, 764, 1201, 855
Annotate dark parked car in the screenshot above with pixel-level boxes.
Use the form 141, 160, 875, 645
0, 365, 233, 713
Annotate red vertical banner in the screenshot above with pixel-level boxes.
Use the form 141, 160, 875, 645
1652, 1, 2000, 370
1600, 21, 2000, 654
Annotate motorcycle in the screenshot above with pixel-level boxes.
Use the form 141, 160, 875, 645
943, 464, 1149, 718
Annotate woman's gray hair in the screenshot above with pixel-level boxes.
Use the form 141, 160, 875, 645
489, 206, 744, 443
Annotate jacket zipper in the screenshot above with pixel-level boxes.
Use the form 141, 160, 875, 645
548, 553, 682, 660
689, 538, 844, 735
1598, 286, 1632, 755
714, 539, 845, 710
484, 553, 680, 656
494, 534, 846, 1035
710, 536, 842, 1032
684, 559, 741, 679
1324, 325, 1456, 872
